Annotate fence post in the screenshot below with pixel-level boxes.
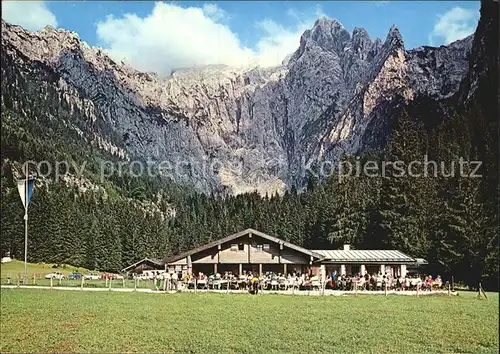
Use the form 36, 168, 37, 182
477, 282, 488, 300
17, 275, 20, 287
105, 278, 108, 288
447, 283, 451, 296
416, 283, 419, 297
385, 282, 388, 297
194, 278, 197, 293
134, 277, 137, 292
50, 277, 53, 289
80, 277, 84, 290
109, 278, 112, 291
481, 283, 488, 300
58, 277, 62, 286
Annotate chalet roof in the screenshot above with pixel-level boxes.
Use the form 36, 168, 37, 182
121, 258, 165, 272
312, 249, 416, 264
165, 228, 323, 264
410, 258, 429, 266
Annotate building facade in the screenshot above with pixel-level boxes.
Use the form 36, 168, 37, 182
160, 229, 420, 278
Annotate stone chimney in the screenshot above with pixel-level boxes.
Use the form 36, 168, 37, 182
343, 244, 350, 251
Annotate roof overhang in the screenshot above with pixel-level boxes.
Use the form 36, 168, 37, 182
121, 258, 165, 272
408, 258, 429, 267
165, 228, 323, 264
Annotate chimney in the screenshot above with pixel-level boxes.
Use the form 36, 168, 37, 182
343, 244, 350, 251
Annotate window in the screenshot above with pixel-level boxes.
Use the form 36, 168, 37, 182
263, 244, 270, 250
256, 244, 263, 251
230, 244, 238, 251
238, 243, 244, 251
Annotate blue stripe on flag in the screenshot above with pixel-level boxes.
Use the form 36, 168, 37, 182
26, 179, 34, 209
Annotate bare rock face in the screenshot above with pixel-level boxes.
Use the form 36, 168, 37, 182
1, 19, 473, 195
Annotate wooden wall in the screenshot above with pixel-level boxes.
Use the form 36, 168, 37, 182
168, 233, 311, 267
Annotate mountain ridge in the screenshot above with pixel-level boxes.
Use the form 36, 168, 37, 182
1, 18, 474, 195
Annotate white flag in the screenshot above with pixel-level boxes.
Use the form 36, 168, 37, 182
17, 178, 35, 211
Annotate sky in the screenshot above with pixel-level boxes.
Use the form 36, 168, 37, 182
2, 1, 481, 77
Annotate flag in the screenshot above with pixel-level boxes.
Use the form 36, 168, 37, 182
17, 177, 35, 211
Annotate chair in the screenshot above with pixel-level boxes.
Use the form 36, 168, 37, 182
432, 280, 442, 290
197, 279, 207, 289
311, 279, 321, 291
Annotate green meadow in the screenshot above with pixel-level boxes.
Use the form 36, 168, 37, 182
0, 288, 498, 353
0, 260, 93, 279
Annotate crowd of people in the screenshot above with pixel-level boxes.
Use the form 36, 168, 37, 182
325, 271, 443, 291
140, 269, 444, 292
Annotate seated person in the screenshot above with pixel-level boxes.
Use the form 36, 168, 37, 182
427, 275, 433, 287
404, 277, 410, 289
435, 275, 442, 288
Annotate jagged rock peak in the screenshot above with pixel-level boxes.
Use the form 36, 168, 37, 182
352, 27, 370, 40
301, 17, 351, 54
41, 24, 59, 33
312, 17, 344, 30
296, 18, 407, 59
351, 27, 373, 56
385, 24, 404, 49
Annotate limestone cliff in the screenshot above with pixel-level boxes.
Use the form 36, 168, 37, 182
1, 19, 473, 194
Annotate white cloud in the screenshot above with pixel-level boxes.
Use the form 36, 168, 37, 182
1, 1, 57, 31
96, 2, 321, 76
254, 8, 321, 67
251, 5, 324, 66
429, 7, 479, 45
96, 2, 253, 76
202, 3, 227, 21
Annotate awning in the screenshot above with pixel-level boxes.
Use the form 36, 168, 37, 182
312, 249, 416, 264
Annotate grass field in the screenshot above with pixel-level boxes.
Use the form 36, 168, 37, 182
0, 260, 162, 289
0, 260, 93, 279
0, 289, 498, 353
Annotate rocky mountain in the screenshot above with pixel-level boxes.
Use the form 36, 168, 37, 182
1, 18, 474, 195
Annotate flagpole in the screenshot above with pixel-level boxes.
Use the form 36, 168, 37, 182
24, 165, 28, 285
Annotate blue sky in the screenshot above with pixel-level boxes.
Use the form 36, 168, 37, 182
2, 1, 480, 76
